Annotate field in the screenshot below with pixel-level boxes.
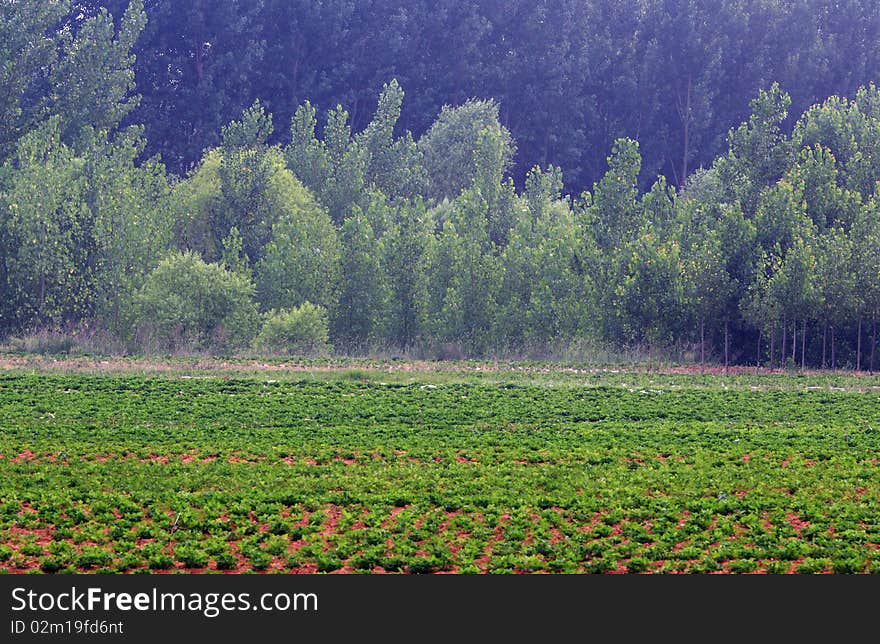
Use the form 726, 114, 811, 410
1, 357, 879, 574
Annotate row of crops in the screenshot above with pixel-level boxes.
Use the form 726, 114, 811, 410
1, 373, 878, 573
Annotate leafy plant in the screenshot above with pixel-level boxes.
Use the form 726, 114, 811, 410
252, 303, 332, 356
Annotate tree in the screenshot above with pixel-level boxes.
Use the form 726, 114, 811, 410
74, 125, 172, 326
496, 166, 584, 351
0, 117, 170, 332
418, 99, 515, 202
253, 303, 332, 356
0, 0, 146, 160
637, 0, 730, 186
715, 84, 795, 217
747, 226, 820, 371
815, 228, 857, 369
681, 227, 732, 368
753, 180, 810, 256
332, 213, 388, 350
128, 251, 260, 352
852, 200, 880, 371
773, 235, 821, 370
609, 231, 684, 348
355, 79, 426, 200
172, 102, 341, 289
742, 250, 783, 369
0, 119, 85, 329
50, 0, 147, 144
380, 199, 433, 350
793, 84, 880, 200
0, 1, 65, 161
252, 186, 340, 313
785, 145, 861, 230
585, 138, 643, 251
425, 189, 498, 355
124, 0, 266, 172
285, 102, 365, 225
216, 101, 278, 262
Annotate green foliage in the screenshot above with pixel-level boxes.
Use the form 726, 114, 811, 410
5, 10, 880, 366
380, 198, 432, 349
1, 118, 86, 327
425, 190, 499, 355
173, 128, 291, 265
2, 370, 879, 574
221, 100, 273, 149
333, 213, 387, 349
128, 251, 260, 352
0, 0, 145, 159
253, 303, 332, 356
286, 103, 365, 225
171, 136, 340, 314
355, 79, 426, 200
0, 0, 65, 161
0, 117, 170, 332
50, 0, 147, 144
419, 99, 515, 202
496, 166, 585, 350
610, 232, 684, 347
252, 185, 340, 311
716, 83, 795, 217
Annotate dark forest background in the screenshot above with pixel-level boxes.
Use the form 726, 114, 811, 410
120, 0, 879, 191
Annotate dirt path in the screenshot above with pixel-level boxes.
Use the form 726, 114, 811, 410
2, 352, 878, 380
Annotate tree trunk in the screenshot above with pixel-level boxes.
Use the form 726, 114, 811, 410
38, 221, 47, 318
792, 321, 796, 361
822, 322, 827, 370
779, 319, 788, 369
680, 75, 692, 186
801, 319, 806, 371
770, 326, 775, 371
700, 318, 705, 373
871, 310, 877, 374
857, 317, 862, 372
724, 319, 729, 372
831, 326, 836, 371
756, 329, 762, 373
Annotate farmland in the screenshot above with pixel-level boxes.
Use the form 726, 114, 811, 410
1, 359, 879, 574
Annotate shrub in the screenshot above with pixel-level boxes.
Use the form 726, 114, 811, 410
406, 556, 437, 574
626, 557, 650, 573
147, 553, 174, 570
249, 551, 273, 570
174, 543, 210, 568
74, 547, 113, 569
127, 251, 260, 352
252, 302, 332, 355
214, 552, 238, 570
315, 554, 342, 572
39, 557, 65, 573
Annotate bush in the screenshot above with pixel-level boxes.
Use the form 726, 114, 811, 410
214, 552, 238, 570
39, 557, 66, 573
252, 303, 332, 355
174, 543, 210, 568
127, 251, 260, 352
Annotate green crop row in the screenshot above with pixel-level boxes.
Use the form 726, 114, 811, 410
1, 373, 878, 573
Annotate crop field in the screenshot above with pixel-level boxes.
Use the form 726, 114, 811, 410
1, 361, 879, 574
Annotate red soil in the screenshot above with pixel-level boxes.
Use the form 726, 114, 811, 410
786, 513, 810, 535
10, 450, 36, 463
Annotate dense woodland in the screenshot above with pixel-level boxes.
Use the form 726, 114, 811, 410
2, 1, 880, 368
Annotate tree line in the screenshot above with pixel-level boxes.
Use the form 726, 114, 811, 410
22, 0, 880, 193
1, 1, 880, 367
